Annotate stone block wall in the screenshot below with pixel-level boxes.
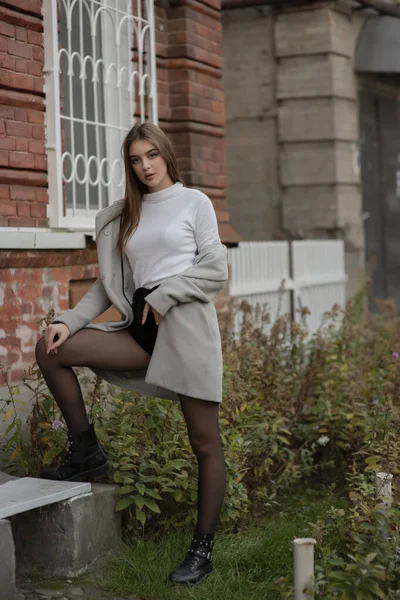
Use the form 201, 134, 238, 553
222, 0, 366, 294
276, 4, 364, 292
222, 6, 281, 240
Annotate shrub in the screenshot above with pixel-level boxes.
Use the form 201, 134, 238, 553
1, 291, 400, 544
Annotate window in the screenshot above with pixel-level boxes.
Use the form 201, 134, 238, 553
43, 0, 158, 230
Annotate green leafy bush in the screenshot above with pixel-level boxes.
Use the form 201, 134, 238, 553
1, 290, 400, 594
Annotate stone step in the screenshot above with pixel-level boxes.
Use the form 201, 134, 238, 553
0, 473, 121, 600
10, 483, 121, 578
0, 477, 91, 519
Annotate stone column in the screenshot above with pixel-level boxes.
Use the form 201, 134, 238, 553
275, 3, 365, 294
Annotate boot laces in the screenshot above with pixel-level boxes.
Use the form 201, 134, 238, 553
60, 434, 76, 467
185, 545, 211, 568
185, 554, 202, 570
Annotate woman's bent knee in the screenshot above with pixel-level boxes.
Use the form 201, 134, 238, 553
190, 436, 222, 460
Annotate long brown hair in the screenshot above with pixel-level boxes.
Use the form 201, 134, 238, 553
113, 123, 183, 254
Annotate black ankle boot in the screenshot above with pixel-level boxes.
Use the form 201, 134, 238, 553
40, 424, 109, 482
168, 532, 214, 585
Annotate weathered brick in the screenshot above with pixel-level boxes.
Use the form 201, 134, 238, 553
207, 161, 225, 174
0, 185, 9, 199
9, 152, 35, 169
0, 51, 15, 70
0, 105, 14, 119
15, 26, 27, 42
17, 202, 30, 217
0, 150, 8, 166
8, 39, 32, 59
15, 138, 28, 152
15, 57, 29, 73
27, 61, 42, 77
28, 138, 45, 154
9, 369, 27, 383
35, 188, 48, 203
30, 203, 46, 218
0, 69, 9, 88
14, 107, 28, 122
215, 199, 229, 212
0, 137, 16, 150
34, 154, 47, 170
8, 71, 36, 92
32, 45, 44, 62
0, 21, 14, 37
27, 109, 44, 124
8, 217, 36, 227
34, 76, 44, 93
27, 29, 42, 45
216, 210, 229, 222
0, 202, 16, 216
32, 124, 44, 139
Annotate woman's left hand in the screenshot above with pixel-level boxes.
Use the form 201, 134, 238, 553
142, 302, 162, 326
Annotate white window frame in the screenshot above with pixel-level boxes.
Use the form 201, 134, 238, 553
42, 0, 158, 231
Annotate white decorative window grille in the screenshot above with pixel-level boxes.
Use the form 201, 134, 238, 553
43, 0, 158, 230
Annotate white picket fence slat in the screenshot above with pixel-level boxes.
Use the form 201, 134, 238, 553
228, 240, 347, 336
229, 241, 293, 333
292, 240, 347, 333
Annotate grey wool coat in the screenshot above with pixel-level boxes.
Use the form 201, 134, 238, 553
53, 198, 229, 403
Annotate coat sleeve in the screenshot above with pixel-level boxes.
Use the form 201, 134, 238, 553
52, 278, 112, 336
51, 211, 113, 336
145, 243, 228, 316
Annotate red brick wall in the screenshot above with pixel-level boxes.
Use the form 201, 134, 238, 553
0, 250, 98, 383
0, 0, 236, 385
0, 1, 47, 228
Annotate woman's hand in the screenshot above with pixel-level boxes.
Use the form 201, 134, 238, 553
142, 302, 162, 326
44, 323, 71, 355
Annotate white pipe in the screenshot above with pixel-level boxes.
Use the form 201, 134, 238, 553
376, 472, 393, 507
294, 538, 316, 600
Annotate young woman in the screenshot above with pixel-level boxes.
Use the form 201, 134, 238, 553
35, 123, 228, 585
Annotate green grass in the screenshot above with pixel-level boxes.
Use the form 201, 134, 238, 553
95, 488, 346, 600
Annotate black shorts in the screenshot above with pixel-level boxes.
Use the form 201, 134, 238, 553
127, 286, 160, 356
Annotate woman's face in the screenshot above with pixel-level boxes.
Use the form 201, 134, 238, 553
129, 139, 173, 193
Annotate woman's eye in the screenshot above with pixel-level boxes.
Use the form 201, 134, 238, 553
150, 153, 158, 159
131, 159, 139, 165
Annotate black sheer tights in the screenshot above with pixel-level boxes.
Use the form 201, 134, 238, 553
178, 394, 226, 536
35, 329, 151, 433
35, 329, 226, 535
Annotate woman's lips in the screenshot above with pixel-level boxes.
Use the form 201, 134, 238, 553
145, 174, 155, 180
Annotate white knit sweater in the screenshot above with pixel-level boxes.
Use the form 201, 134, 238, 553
124, 182, 220, 290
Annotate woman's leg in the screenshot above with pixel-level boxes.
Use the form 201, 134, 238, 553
179, 394, 226, 535
35, 329, 151, 481
168, 394, 226, 584
35, 328, 151, 433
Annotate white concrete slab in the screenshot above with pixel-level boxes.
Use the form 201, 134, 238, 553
0, 477, 91, 519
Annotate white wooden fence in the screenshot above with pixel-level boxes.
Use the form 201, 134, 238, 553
228, 240, 347, 335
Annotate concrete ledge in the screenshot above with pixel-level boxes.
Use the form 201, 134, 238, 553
0, 519, 18, 600
0, 471, 18, 484
10, 484, 121, 578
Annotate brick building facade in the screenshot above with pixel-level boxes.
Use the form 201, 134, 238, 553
0, 0, 238, 386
